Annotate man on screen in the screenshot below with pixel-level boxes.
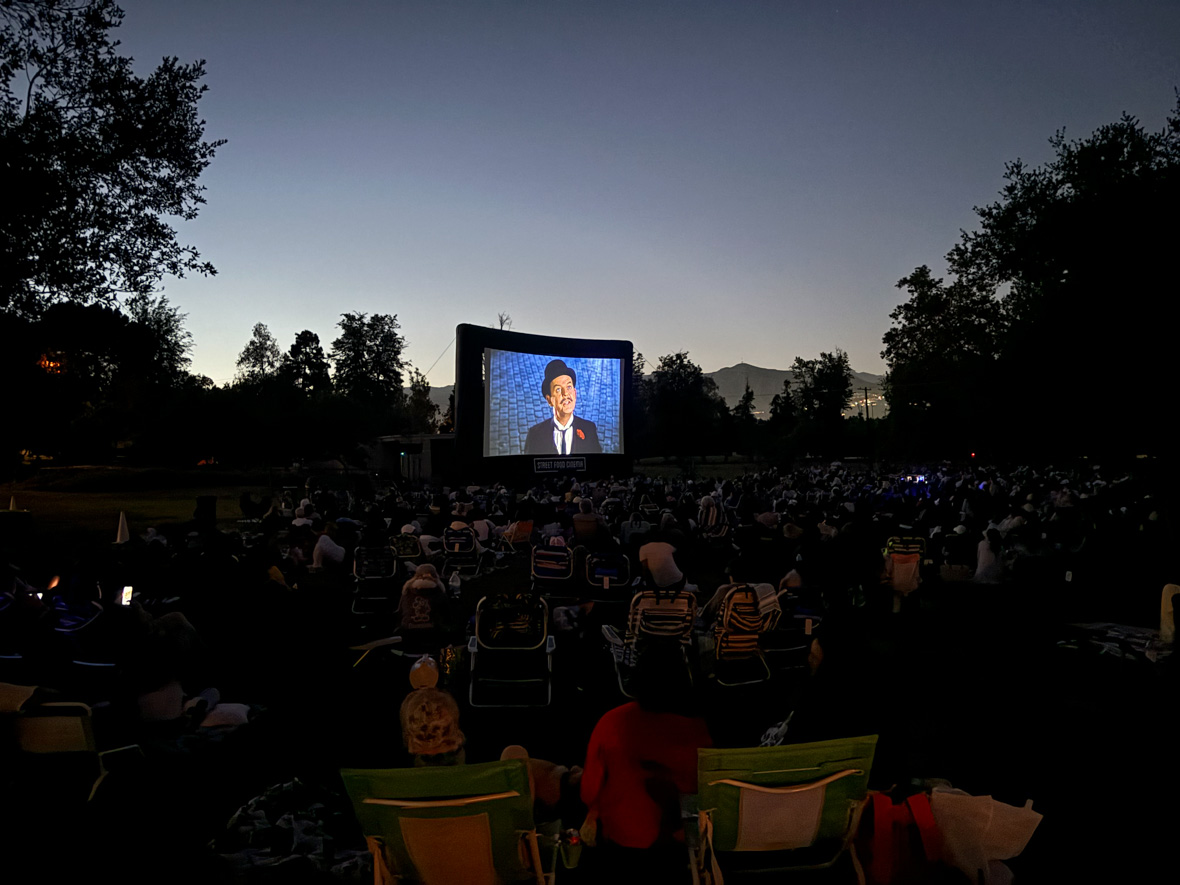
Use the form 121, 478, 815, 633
524, 359, 602, 455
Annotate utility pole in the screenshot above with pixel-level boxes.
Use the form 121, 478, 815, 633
862, 387, 872, 420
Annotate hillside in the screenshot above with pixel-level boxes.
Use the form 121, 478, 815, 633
708, 362, 887, 419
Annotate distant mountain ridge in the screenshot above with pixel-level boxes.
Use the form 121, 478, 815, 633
418, 362, 887, 420
708, 362, 887, 419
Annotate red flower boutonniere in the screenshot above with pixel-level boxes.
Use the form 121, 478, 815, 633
576, 429, 585, 440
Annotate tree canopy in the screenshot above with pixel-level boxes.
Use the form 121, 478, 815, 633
790, 350, 854, 423
330, 312, 408, 421
883, 97, 1180, 456
281, 330, 331, 396
644, 352, 729, 458
1, 0, 224, 317
235, 323, 281, 384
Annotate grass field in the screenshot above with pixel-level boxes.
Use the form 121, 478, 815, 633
3, 467, 284, 562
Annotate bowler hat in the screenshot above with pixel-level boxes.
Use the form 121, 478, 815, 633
541, 359, 576, 397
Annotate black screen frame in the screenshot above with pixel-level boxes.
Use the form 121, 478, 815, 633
453, 324, 633, 479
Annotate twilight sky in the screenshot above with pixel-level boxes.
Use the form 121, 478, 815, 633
112, 0, 1180, 388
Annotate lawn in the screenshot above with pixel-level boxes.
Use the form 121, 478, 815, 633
3, 466, 287, 562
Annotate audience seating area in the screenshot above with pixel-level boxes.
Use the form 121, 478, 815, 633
2, 462, 1177, 882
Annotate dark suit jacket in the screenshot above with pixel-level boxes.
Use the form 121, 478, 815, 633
524, 415, 602, 455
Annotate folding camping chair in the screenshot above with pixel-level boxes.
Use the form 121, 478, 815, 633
602, 586, 696, 697
530, 546, 575, 597
762, 588, 819, 678
391, 532, 424, 578
583, 551, 631, 602
442, 526, 482, 580
639, 495, 660, 520
883, 536, 926, 612
694, 735, 878, 884
711, 584, 773, 687
341, 759, 554, 884
501, 519, 535, 549
467, 593, 555, 707
353, 545, 399, 615
3, 697, 143, 811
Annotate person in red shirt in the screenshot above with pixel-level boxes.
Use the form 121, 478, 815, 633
580, 644, 711, 876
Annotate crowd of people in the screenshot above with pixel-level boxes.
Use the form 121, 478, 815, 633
1, 459, 1172, 881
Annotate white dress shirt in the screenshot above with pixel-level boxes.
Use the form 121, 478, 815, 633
552, 416, 574, 455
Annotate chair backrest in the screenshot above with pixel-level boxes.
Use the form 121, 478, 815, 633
585, 552, 630, 590
885, 552, 922, 594
355, 546, 397, 579
444, 527, 478, 555
697, 735, 877, 854
713, 584, 767, 660
628, 588, 696, 644
530, 547, 573, 582
753, 584, 782, 630
341, 759, 544, 885
474, 594, 549, 650
885, 536, 926, 556
4, 701, 139, 805
502, 520, 534, 546
392, 533, 423, 559
14, 701, 98, 754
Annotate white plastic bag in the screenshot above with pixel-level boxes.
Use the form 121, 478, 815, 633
930, 787, 1042, 884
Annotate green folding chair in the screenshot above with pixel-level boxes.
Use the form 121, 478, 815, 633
694, 735, 878, 884
341, 759, 553, 884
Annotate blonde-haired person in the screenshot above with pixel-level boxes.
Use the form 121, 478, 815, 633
399, 688, 465, 766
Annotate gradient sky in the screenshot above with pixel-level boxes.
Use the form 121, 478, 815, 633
111, 0, 1180, 388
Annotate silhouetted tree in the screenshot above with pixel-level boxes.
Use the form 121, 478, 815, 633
124, 294, 193, 387
438, 389, 455, 433
790, 350, 853, 453
769, 378, 796, 426
236, 323, 281, 384
280, 329, 331, 395
1, 0, 223, 317
730, 382, 757, 455
406, 368, 439, 433
330, 312, 407, 426
629, 350, 650, 454
881, 266, 1002, 454
888, 98, 1180, 455
647, 351, 728, 458
791, 350, 854, 421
